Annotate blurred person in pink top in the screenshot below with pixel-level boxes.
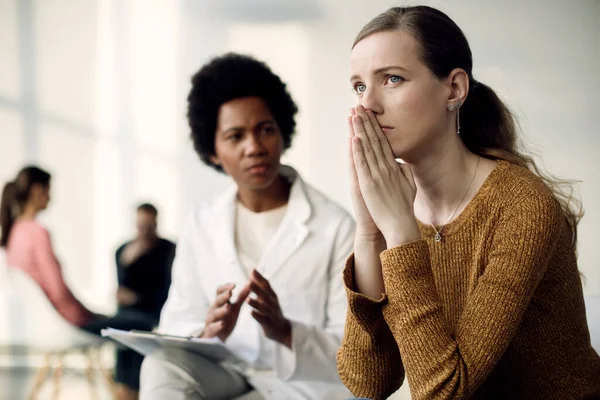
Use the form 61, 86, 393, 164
1, 165, 154, 400
0, 165, 95, 326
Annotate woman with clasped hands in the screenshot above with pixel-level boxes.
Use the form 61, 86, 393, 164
336, 5, 600, 400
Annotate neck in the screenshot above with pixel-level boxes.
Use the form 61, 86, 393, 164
237, 175, 290, 213
138, 234, 158, 244
411, 134, 479, 226
19, 203, 39, 221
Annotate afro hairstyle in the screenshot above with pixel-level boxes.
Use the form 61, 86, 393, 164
187, 53, 299, 172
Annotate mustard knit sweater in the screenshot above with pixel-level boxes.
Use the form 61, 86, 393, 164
337, 161, 600, 399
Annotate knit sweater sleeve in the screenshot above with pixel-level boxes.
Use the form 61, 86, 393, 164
337, 255, 405, 400
380, 193, 564, 399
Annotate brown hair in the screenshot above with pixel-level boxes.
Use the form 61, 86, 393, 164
0, 166, 51, 247
354, 5, 583, 246
137, 203, 158, 217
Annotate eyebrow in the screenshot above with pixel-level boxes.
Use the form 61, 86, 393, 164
221, 119, 276, 135
350, 65, 409, 82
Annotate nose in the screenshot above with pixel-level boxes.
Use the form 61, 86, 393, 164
245, 133, 268, 157
359, 87, 383, 115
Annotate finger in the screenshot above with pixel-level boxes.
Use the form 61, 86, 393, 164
247, 297, 274, 316
366, 109, 396, 162
250, 310, 272, 327
352, 115, 379, 169
207, 303, 232, 324
216, 283, 235, 296
212, 289, 233, 309
251, 270, 277, 297
202, 321, 225, 338
355, 106, 385, 163
399, 163, 416, 191
348, 115, 355, 139
351, 137, 372, 184
348, 118, 360, 190
232, 282, 252, 309
250, 271, 278, 306
250, 280, 277, 309
348, 137, 359, 187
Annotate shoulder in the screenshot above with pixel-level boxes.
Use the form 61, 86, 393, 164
116, 241, 130, 254
300, 178, 355, 226
498, 162, 560, 207
186, 192, 226, 226
179, 187, 235, 235
159, 238, 176, 249
491, 161, 564, 230
21, 221, 51, 240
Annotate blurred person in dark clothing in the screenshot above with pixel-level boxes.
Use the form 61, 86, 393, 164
115, 203, 175, 321
87, 203, 175, 399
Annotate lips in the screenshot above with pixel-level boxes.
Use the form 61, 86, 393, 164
246, 163, 271, 174
377, 121, 394, 131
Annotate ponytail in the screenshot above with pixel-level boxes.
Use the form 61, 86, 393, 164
0, 165, 52, 247
0, 181, 18, 247
461, 80, 583, 247
460, 81, 517, 156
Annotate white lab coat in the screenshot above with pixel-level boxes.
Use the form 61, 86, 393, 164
158, 167, 355, 399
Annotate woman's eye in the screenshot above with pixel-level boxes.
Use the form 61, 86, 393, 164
353, 83, 366, 94
387, 75, 402, 84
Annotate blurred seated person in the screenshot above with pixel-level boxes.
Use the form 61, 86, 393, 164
115, 203, 175, 321
139, 53, 355, 400
1, 166, 95, 326
1, 166, 156, 400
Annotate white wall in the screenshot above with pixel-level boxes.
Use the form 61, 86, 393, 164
0, 0, 598, 331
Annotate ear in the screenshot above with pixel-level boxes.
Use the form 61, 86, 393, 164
30, 183, 43, 197
446, 68, 469, 108
209, 154, 222, 167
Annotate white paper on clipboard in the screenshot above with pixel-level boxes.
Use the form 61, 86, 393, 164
101, 327, 243, 364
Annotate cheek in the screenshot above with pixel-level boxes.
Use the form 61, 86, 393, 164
268, 134, 284, 155
214, 143, 239, 173
388, 85, 442, 129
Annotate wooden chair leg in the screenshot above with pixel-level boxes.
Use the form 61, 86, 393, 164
95, 345, 118, 398
51, 353, 64, 400
28, 353, 51, 400
85, 347, 100, 400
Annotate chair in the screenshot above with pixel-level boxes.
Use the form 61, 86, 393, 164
0, 250, 116, 399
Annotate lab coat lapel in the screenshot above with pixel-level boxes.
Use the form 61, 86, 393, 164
211, 186, 249, 287
258, 169, 311, 280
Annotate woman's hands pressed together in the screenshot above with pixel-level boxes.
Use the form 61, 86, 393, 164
349, 105, 421, 249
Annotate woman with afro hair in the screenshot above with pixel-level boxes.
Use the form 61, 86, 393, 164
139, 53, 355, 400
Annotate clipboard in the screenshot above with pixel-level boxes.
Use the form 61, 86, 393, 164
101, 327, 243, 364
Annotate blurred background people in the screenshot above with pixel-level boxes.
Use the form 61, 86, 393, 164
140, 53, 355, 400
1, 166, 95, 327
1, 166, 161, 399
115, 203, 175, 321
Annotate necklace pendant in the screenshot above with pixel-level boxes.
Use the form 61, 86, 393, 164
434, 233, 442, 243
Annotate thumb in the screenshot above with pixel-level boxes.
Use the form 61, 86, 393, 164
202, 321, 224, 338
232, 282, 252, 310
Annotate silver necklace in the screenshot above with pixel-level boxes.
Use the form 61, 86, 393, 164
431, 156, 480, 243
